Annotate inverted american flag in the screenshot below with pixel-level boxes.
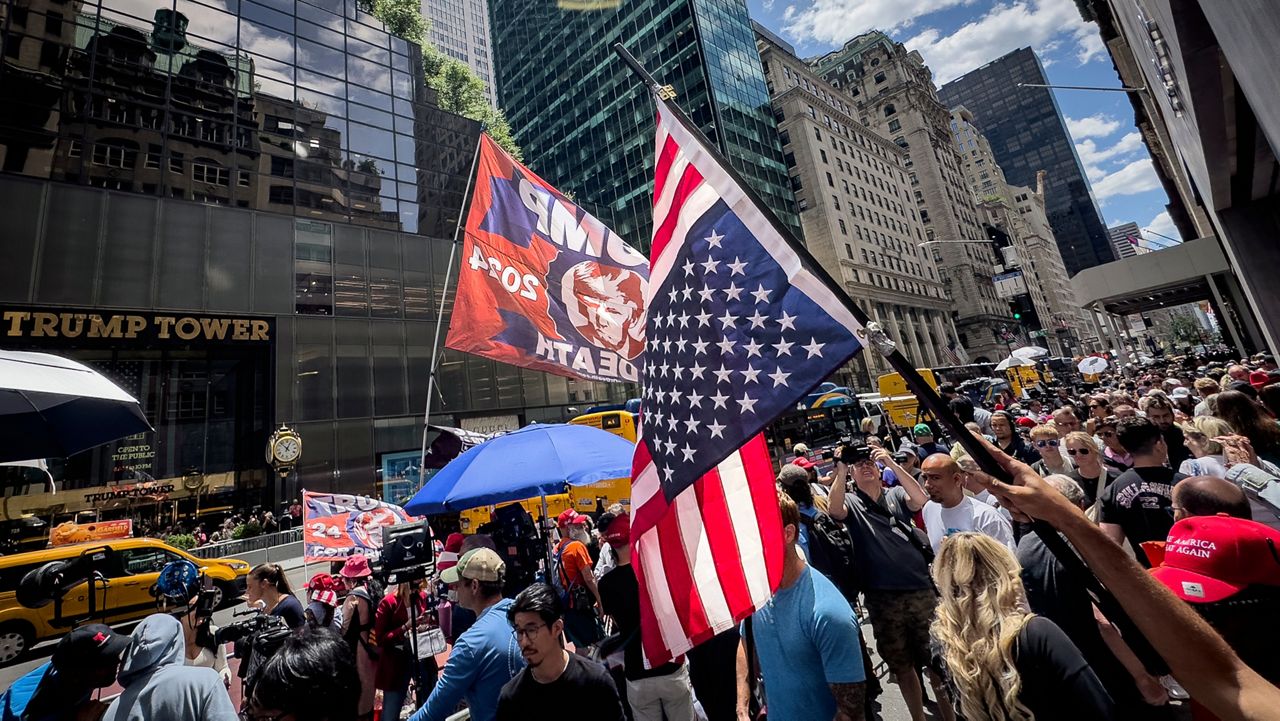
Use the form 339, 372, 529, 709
630, 102, 868, 666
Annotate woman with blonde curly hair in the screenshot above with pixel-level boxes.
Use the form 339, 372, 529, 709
930, 533, 1117, 721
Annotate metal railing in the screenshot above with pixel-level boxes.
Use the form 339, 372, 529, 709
188, 528, 302, 559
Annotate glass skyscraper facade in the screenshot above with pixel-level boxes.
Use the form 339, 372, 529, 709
0, 0, 626, 520
938, 47, 1115, 276
487, 0, 800, 251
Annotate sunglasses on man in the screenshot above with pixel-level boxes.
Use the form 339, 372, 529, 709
1034, 439, 1060, 448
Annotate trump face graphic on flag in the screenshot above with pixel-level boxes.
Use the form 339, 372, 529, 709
561, 261, 646, 361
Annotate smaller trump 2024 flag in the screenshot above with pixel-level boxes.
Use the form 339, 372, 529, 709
630, 101, 868, 666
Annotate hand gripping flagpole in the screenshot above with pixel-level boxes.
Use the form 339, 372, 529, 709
612, 43, 1133, 617
418, 130, 484, 495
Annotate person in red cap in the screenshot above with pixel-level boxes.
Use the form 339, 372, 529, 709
338, 554, 381, 719
305, 572, 340, 628
1151, 515, 1280, 714
596, 511, 696, 720
552, 509, 604, 651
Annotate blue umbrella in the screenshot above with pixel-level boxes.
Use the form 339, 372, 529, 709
403, 423, 634, 515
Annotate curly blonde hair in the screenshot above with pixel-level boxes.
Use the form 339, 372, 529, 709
931, 533, 1036, 721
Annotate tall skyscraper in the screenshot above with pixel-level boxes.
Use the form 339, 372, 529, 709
487, 0, 800, 251
421, 0, 496, 106
939, 47, 1115, 276
756, 27, 957, 388
810, 31, 1013, 362
1107, 222, 1142, 258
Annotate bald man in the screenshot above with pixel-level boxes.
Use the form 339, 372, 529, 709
1051, 406, 1081, 435
1172, 475, 1252, 521
919, 453, 1015, 554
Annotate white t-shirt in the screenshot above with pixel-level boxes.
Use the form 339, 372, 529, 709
923, 496, 1016, 554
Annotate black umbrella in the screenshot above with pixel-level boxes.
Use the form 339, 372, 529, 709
0, 350, 153, 463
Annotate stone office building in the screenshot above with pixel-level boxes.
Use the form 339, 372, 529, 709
0, 0, 623, 523
810, 31, 1014, 362
755, 26, 959, 388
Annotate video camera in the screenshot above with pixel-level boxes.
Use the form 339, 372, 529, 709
16, 546, 117, 626
377, 520, 435, 585
820, 434, 871, 464
219, 608, 292, 703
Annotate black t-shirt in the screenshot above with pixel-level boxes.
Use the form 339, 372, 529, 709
1098, 466, 1186, 565
1066, 466, 1121, 507
597, 563, 681, 681
1016, 534, 1140, 709
1014, 616, 1117, 721
270, 594, 306, 629
495, 653, 625, 721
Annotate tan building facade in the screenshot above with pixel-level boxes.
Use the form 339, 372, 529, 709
756, 29, 959, 388
810, 32, 1012, 362
951, 107, 1085, 355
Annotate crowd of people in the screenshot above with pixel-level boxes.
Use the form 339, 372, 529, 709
5, 353, 1280, 721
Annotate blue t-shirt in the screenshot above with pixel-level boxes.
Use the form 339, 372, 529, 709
795, 505, 818, 560
748, 566, 865, 721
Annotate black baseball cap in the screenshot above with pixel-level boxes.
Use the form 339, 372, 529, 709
51, 624, 130, 671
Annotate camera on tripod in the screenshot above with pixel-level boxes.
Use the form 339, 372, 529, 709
377, 519, 435, 585
16, 546, 116, 625
219, 609, 292, 702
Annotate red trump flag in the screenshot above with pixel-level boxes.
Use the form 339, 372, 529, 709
445, 134, 649, 382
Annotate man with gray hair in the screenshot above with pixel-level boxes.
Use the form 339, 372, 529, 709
1017, 475, 1171, 713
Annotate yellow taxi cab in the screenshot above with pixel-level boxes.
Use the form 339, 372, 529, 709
0, 537, 250, 665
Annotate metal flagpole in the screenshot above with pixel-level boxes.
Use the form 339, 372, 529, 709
611, 43, 1127, 607
417, 131, 484, 494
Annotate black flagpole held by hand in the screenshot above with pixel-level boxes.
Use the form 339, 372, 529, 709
611, 43, 1127, 608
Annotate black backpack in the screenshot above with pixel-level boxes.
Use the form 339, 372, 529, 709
800, 510, 862, 602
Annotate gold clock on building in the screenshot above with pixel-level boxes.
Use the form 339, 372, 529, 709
266, 425, 302, 468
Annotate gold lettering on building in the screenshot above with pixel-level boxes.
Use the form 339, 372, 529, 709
1, 309, 272, 342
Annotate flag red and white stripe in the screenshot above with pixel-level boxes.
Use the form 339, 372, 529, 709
626, 101, 865, 666
630, 432, 784, 665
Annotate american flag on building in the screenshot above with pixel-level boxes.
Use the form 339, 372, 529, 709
942, 339, 968, 365
630, 102, 868, 666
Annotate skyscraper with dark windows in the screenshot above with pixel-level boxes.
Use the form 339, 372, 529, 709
487, 0, 800, 251
939, 47, 1115, 275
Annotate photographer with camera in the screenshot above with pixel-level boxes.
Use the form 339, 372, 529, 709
826, 443, 957, 721
153, 560, 231, 686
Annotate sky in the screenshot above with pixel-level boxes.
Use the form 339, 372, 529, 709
747, 0, 1182, 249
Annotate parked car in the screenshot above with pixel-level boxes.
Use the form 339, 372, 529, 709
0, 537, 250, 665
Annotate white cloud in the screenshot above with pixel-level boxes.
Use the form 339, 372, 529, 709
782, 0, 971, 45
900, 1, 1103, 84
1091, 158, 1161, 201
1145, 210, 1182, 243
1075, 131, 1143, 182
1076, 32, 1106, 63
1066, 114, 1123, 140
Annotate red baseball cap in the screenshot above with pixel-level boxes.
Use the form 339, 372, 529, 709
792, 456, 815, 470
1150, 515, 1280, 603
603, 514, 630, 548
556, 508, 589, 528
1250, 370, 1271, 390
1016, 416, 1037, 428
